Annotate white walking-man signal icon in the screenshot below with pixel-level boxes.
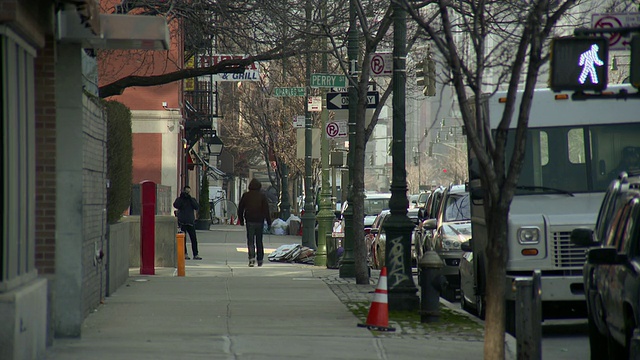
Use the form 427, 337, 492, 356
578, 44, 604, 85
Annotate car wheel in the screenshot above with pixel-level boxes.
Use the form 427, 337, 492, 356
607, 328, 625, 359
587, 312, 609, 359
475, 294, 486, 320
459, 276, 472, 313
441, 281, 456, 302
629, 328, 640, 360
505, 300, 516, 336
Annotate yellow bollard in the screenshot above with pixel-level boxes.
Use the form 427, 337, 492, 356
176, 232, 186, 277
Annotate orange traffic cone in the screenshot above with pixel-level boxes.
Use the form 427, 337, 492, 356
357, 267, 395, 332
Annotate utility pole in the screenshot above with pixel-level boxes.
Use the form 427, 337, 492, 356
301, 0, 316, 249
279, 57, 291, 221
340, 0, 358, 278
315, 3, 331, 266
383, 2, 419, 311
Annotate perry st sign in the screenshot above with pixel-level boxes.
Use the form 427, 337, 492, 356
310, 74, 347, 88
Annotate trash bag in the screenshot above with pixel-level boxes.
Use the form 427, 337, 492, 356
271, 218, 288, 235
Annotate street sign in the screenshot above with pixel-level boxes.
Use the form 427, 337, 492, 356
308, 96, 322, 112
327, 92, 379, 110
274, 87, 305, 97
310, 74, 347, 88
325, 120, 347, 139
592, 13, 640, 50
330, 84, 376, 93
293, 115, 305, 128
369, 52, 392, 76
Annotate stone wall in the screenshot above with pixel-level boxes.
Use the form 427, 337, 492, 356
125, 216, 178, 268
106, 221, 132, 296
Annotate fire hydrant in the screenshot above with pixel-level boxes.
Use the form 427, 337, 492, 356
418, 249, 444, 323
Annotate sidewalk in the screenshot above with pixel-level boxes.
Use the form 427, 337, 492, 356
45, 225, 499, 360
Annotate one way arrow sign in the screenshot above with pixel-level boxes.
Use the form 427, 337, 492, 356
327, 92, 379, 110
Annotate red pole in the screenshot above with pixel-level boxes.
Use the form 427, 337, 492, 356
140, 180, 156, 275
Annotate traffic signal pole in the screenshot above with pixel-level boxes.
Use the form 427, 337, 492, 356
382, 1, 419, 312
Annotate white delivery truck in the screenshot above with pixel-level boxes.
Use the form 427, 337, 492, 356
463, 84, 640, 332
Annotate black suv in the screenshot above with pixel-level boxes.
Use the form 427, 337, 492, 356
571, 170, 640, 359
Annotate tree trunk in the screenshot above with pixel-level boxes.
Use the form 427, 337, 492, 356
484, 205, 509, 360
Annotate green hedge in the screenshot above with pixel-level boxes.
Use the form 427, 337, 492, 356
199, 173, 210, 220
104, 100, 133, 224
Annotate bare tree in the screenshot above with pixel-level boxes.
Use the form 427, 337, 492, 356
398, 0, 601, 358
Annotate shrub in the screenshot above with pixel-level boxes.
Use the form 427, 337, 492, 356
198, 173, 210, 220
104, 100, 133, 224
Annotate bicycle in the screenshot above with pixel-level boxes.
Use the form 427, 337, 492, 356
209, 196, 238, 225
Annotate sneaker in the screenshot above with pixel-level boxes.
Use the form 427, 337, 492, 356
193, 255, 202, 260
185, 255, 191, 260
249, 259, 255, 267
257, 261, 263, 267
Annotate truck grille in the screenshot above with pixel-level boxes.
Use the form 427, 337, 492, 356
552, 231, 587, 268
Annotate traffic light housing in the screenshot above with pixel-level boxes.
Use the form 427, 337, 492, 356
416, 58, 436, 96
550, 36, 609, 92
425, 58, 436, 96
631, 36, 640, 89
416, 60, 426, 87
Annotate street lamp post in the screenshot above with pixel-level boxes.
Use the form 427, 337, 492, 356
315, 4, 331, 267
340, 0, 358, 278
301, 0, 316, 249
382, 2, 419, 312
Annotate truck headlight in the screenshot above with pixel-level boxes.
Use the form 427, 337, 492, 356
517, 227, 540, 244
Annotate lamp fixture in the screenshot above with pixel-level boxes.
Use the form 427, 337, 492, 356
202, 130, 224, 156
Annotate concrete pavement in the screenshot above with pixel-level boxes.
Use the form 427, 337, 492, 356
45, 225, 509, 360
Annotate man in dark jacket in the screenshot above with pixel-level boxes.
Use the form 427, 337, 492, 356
173, 186, 201, 260
238, 178, 272, 267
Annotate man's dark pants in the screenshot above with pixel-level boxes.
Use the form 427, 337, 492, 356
246, 222, 264, 262
180, 223, 199, 257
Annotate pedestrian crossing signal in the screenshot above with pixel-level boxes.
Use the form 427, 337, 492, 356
549, 37, 608, 92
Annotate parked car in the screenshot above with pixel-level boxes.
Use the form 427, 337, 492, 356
571, 170, 640, 359
408, 207, 421, 266
422, 184, 470, 301
459, 238, 484, 318
409, 194, 420, 209
416, 190, 431, 210
340, 192, 391, 230
368, 210, 391, 269
415, 186, 445, 256
368, 207, 420, 269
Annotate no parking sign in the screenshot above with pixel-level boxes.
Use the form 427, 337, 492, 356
325, 120, 347, 139
592, 13, 640, 50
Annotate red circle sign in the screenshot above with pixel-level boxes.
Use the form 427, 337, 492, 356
370, 54, 386, 75
326, 122, 339, 137
594, 16, 623, 47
